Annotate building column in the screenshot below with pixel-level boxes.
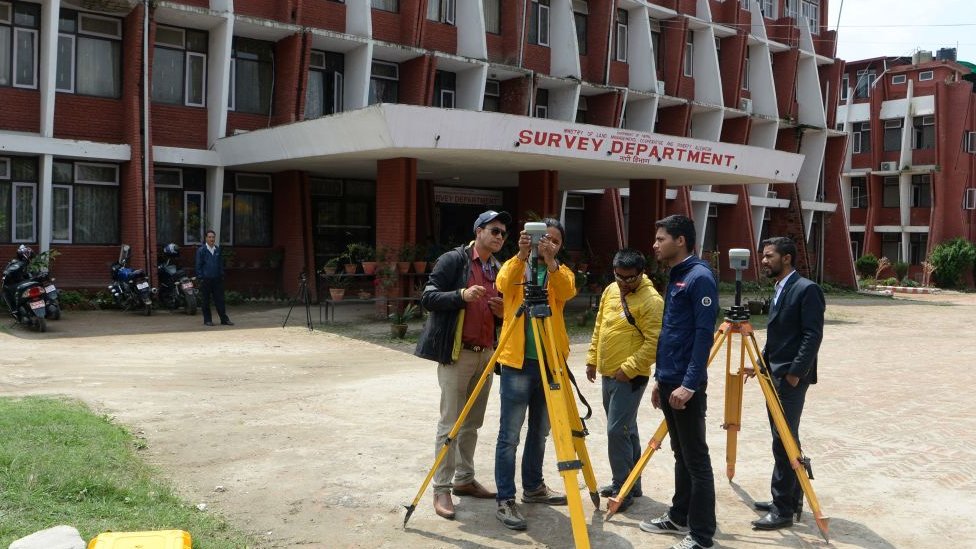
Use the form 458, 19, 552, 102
273, 171, 313, 300
377, 158, 418, 298
517, 170, 559, 222
628, 179, 667, 256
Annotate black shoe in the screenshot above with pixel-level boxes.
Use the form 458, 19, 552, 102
754, 500, 802, 520
611, 494, 635, 513
752, 512, 794, 530
204, 321, 214, 326
221, 320, 234, 326
599, 483, 642, 498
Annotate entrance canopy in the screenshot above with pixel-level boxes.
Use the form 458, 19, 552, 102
215, 104, 804, 189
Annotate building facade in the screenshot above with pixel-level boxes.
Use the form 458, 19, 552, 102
0, 0, 854, 301
837, 51, 976, 282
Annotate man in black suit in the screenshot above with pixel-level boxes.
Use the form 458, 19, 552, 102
751, 236, 825, 531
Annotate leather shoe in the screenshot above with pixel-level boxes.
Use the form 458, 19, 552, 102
752, 512, 793, 530
221, 320, 234, 326
433, 493, 455, 520
203, 321, 214, 326
453, 479, 495, 499
754, 500, 802, 520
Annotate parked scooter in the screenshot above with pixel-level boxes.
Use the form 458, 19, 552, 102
1, 245, 49, 332
157, 243, 197, 315
32, 269, 61, 320
108, 244, 155, 315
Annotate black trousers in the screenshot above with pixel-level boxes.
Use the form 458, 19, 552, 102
767, 377, 810, 517
199, 277, 229, 324
659, 382, 716, 547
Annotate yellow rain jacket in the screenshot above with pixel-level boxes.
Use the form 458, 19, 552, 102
496, 256, 576, 368
585, 275, 664, 379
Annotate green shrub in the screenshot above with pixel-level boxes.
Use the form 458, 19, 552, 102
929, 238, 976, 288
902, 278, 920, 288
855, 254, 879, 279
224, 290, 245, 305
883, 277, 899, 286
893, 261, 909, 281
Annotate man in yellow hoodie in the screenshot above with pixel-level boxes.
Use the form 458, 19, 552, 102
493, 218, 577, 531
586, 248, 664, 513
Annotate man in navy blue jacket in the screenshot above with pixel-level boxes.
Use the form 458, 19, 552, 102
639, 215, 717, 549
195, 229, 233, 327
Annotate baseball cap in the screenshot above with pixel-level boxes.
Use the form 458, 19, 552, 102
473, 210, 512, 233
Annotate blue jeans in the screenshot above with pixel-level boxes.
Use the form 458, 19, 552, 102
602, 375, 648, 495
495, 361, 550, 502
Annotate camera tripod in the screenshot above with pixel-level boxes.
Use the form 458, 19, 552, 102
404, 262, 600, 549
606, 276, 829, 542
282, 271, 313, 331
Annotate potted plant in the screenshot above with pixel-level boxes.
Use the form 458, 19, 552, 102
348, 242, 377, 275
326, 273, 351, 301
376, 245, 396, 271
388, 302, 419, 339
374, 265, 399, 297
322, 257, 342, 275
397, 243, 414, 274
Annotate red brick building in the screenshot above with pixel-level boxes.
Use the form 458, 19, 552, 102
837, 50, 976, 282
0, 0, 855, 301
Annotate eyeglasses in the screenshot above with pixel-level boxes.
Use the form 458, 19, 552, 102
487, 227, 507, 238
614, 272, 641, 284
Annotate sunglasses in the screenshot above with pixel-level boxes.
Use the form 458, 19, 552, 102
485, 227, 507, 238
614, 272, 641, 284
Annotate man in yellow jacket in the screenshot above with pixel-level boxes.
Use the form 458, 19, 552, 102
493, 218, 577, 531
586, 248, 664, 513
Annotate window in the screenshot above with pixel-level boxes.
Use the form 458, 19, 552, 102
49, 160, 120, 244
573, 0, 587, 55
483, 79, 500, 112
233, 174, 272, 247
760, 0, 775, 18
909, 233, 927, 264
911, 174, 931, 207
913, 115, 935, 150
965, 131, 976, 153
881, 233, 901, 262
426, 0, 455, 24
0, 156, 38, 243
918, 70, 933, 81
683, 32, 693, 77
368, 60, 398, 105
801, 0, 819, 34
433, 70, 455, 109
535, 88, 548, 119
614, 9, 628, 62
743, 49, 750, 90
155, 167, 206, 247
851, 177, 868, 208
564, 193, 584, 251
785, 0, 799, 19
306, 50, 344, 119
854, 69, 874, 99
54, 10, 122, 98
484, 0, 500, 34
529, 0, 550, 47
850, 236, 859, 260
371, 0, 397, 11
230, 37, 274, 115
0, 2, 40, 89
575, 96, 587, 123
840, 74, 848, 100
965, 188, 976, 210
892, 74, 906, 85
882, 176, 900, 207
853, 122, 871, 153
883, 119, 902, 152
152, 25, 208, 107
650, 19, 662, 68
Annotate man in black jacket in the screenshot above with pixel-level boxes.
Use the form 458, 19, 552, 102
751, 236, 825, 531
415, 210, 509, 520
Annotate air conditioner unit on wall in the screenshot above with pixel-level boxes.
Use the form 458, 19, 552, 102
656, 80, 666, 95
880, 161, 897, 171
739, 98, 753, 113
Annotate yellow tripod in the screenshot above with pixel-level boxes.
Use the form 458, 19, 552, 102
605, 283, 829, 542
404, 277, 600, 548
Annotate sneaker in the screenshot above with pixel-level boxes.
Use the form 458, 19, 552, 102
669, 534, 710, 549
496, 499, 527, 530
522, 484, 567, 505
639, 512, 690, 535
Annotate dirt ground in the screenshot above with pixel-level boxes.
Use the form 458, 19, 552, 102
2, 292, 975, 549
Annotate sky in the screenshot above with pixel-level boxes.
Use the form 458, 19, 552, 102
827, 0, 975, 64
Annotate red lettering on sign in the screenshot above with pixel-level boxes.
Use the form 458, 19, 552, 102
662, 147, 674, 160
519, 130, 533, 145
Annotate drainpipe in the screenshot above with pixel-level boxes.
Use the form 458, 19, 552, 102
518, 0, 528, 67
142, 0, 152, 278
604, 1, 614, 84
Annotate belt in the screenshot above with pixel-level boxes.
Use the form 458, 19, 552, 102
462, 343, 490, 352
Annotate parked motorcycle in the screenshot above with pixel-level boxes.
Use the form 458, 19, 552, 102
108, 244, 155, 316
157, 243, 197, 315
1, 245, 49, 332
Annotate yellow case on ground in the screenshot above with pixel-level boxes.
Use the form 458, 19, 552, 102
88, 530, 192, 549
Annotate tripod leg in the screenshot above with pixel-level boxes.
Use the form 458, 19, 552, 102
531, 316, 590, 549
605, 419, 668, 519
743, 334, 829, 542
402, 313, 521, 527
723, 329, 745, 481
302, 282, 313, 331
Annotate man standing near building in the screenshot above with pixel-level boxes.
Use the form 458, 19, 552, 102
493, 218, 576, 531
585, 248, 663, 513
195, 229, 233, 327
751, 236, 825, 531
639, 215, 717, 549
415, 210, 510, 520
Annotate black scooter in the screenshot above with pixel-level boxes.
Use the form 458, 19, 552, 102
2, 258, 49, 332
157, 243, 197, 315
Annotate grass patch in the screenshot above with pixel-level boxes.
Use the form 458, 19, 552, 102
0, 396, 253, 548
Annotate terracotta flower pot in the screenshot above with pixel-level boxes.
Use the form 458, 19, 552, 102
361, 261, 378, 275
412, 261, 428, 274
396, 261, 411, 274
329, 288, 346, 301
391, 323, 408, 338
343, 264, 358, 274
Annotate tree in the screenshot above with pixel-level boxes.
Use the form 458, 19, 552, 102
928, 238, 976, 288
854, 253, 879, 279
